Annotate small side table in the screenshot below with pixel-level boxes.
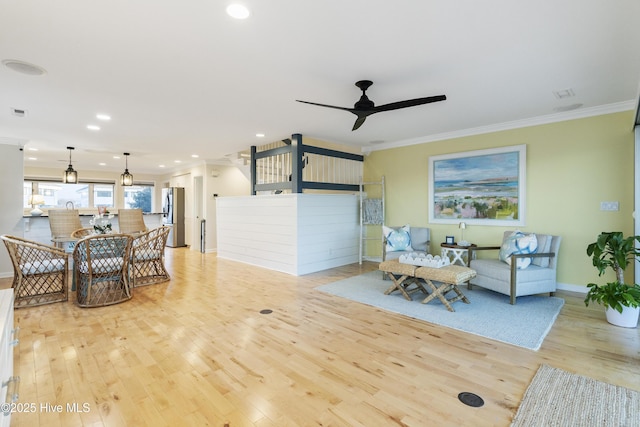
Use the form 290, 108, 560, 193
441, 243, 477, 266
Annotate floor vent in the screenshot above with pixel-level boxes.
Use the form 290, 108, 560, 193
11, 108, 26, 117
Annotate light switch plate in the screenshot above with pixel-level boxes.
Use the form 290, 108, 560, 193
600, 201, 619, 211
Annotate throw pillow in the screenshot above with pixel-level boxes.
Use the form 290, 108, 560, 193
383, 225, 413, 253
499, 231, 538, 269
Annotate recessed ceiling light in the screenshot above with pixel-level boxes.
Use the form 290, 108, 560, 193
256, 133, 265, 138
2, 59, 46, 76
159, 165, 166, 168
226, 4, 250, 19
174, 160, 182, 163
28, 147, 38, 151
96, 114, 111, 121
87, 124, 100, 131
99, 162, 106, 166
113, 155, 121, 159
28, 157, 37, 161
191, 154, 199, 158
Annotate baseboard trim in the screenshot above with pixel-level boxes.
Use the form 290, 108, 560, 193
557, 282, 587, 294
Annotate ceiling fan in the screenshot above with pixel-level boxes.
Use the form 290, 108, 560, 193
296, 80, 446, 131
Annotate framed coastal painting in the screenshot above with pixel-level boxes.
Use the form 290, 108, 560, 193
428, 145, 526, 226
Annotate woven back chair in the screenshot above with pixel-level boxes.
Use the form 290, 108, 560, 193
1, 235, 68, 308
118, 209, 147, 235
132, 227, 171, 287
73, 234, 134, 307
48, 209, 82, 239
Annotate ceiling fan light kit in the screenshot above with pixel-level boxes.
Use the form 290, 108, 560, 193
296, 80, 446, 130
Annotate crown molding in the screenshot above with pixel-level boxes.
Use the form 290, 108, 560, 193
364, 100, 636, 153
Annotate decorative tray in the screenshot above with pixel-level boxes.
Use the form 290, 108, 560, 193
399, 252, 451, 268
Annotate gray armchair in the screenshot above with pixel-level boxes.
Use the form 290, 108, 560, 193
468, 231, 561, 304
382, 226, 431, 261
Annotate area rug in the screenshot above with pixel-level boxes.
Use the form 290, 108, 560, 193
315, 270, 564, 350
511, 364, 640, 426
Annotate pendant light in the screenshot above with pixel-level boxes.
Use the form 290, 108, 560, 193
120, 152, 133, 186
62, 146, 78, 183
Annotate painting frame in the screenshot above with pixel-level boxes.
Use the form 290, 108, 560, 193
428, 144, 526, 226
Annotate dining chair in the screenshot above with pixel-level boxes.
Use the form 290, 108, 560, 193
1, 235, 68, 308
73, 234, 134, 307
132, 227, 171, 287
118, 209, 148, 235
48, 209, 82, 247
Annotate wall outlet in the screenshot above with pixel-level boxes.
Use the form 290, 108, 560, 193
600, 201, 619, 211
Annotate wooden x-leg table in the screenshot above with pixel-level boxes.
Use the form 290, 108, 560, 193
414, 265, 476, 312
379, 260, 477, 312
379, 261, 429, 300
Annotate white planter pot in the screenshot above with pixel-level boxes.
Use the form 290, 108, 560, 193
605, 305, 640, 328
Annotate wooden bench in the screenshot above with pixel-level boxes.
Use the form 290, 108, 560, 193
379, 259, 477, 312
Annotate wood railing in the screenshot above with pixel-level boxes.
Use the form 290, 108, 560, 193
251, 134, 364, 194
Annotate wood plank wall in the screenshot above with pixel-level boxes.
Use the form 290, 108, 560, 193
216, 194, 359, 275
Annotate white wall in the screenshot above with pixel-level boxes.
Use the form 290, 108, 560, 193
163, 162, 251, 252
206, 165, 251, 252
0, 145, 25, 277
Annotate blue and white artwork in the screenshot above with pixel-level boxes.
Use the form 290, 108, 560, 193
429, 145, 526, 225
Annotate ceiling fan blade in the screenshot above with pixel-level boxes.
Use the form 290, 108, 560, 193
296, 100, 353, 112
352, 115, 367, 131
297, 81, 446, 131
372, 95, 447, 113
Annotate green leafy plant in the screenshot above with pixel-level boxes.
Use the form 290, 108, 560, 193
585, 231, 640, 313
585, 282, 640, 313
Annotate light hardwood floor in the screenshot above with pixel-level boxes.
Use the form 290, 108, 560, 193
1, 247, 639, 426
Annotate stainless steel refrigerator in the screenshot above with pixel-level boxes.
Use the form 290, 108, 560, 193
162, 187, 186, 247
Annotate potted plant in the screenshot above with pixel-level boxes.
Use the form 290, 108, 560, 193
585, 231, 640, 327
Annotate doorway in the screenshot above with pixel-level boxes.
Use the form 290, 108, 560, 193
194, 175, 204, 252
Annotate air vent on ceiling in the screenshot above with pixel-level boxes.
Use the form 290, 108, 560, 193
553, 88, 575, 99
11, 108, 27, 117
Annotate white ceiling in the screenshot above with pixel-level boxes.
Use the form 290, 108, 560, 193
1, 0, 639, 175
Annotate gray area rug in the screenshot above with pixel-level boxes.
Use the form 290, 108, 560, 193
315, 270, 564, 350
511, 364, 640, 426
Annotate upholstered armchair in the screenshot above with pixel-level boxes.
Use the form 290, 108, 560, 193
382, 225, 431, 262
468, 230, 561, 304
1, 235, 68, 308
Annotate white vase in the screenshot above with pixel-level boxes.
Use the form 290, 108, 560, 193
605, 305, 640, 328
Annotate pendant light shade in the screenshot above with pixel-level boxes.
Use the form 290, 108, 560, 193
120, 152, 133, 186
62, 146, 78, 183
